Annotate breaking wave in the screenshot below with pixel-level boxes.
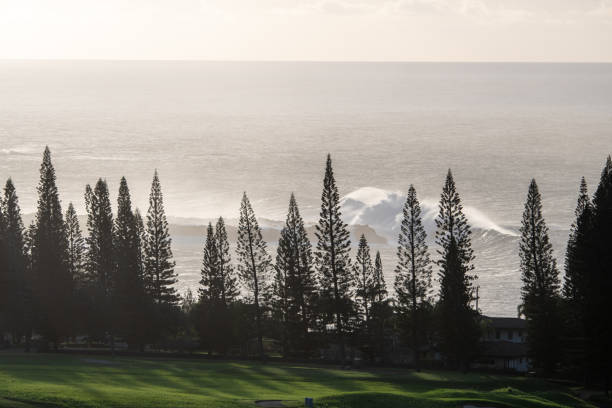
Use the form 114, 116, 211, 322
341, 187, 517, 242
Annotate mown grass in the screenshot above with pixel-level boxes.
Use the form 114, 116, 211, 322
0, 353, 594, 408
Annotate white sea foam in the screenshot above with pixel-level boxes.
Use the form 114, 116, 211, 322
341, 187, 518, 242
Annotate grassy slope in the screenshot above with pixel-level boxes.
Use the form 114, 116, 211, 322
0, 353, 593, 408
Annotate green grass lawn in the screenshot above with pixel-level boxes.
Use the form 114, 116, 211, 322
0, 353, 594, 408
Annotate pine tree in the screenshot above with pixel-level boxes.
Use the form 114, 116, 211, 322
271, 257, 289, 354
84, 179, 115, 342
30, 147, 72, 347
85, 180, 114, 296
1, 179, 27, 341
315, 154, 352, 361
369, 249, 391, 362
353, 234, 374, 324
114, 177, 147, 348
563, 178, 592, 321
584, 155, 612, 388
65, 203, 85, 286
215, 217, 238, 305
199, 222, 220, 303
21, 220, 35, 351
373, 251, 386, 303
274, 194, 317, 356
0, 200, 7, 338
134, 209, 146, 278
198, 218, 238, 355
236, 192, 272, 359
394, 185, 432, 371
435, 170, 480, 370
519, 179, 561, 375
144, 170, 178, 305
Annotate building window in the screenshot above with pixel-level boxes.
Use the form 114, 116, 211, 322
508, 330, 513, 340
496, 330, 500, 339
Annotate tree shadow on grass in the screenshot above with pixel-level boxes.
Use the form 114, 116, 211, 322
0, 354, 592, 408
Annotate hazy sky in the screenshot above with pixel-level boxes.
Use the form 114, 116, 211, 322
1, 0, 612, 61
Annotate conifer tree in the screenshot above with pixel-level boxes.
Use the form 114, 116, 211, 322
84, 179, 115, 342
315, 154, 352, 361
21, 220, 35, 350
65, 203, 85, 286
30, 147, 72, 347
563, 178, 592, 323
435, 170, 480, 370
64, 202, 87, 336
199, 223, 220, 303
274, 194, 317, 356
114, 177, 147, 348
368, 249, 391, 361
3, 179, 25, 267
215, 217, 238, 305
585, 156, 612, 388
354, 234, 374, 324
519, 179, 561, 375
373, 251, 386, 303
0, 201, 7, 338
144, 170, 178, 305
198, 222, 222, 354
85, 180, 114, 295
395, 185, 432, 370
236, 192, 272, 359
1, 179, 27, 341
134, 209, 146, 277
271, 258, 289, 354
198, 218, 238, 355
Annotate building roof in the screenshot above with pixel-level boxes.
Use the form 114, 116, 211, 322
481, 341, 528, 358
483, 316, 527, 329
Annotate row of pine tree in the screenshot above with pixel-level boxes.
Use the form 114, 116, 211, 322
0, 148, 611, 387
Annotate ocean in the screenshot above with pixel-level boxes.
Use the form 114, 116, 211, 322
1, 60, 611, 317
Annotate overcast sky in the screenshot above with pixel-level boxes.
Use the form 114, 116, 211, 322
1, 0, 611, 61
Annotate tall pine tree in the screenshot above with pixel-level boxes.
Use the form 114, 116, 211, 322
274, 193, 317, 356
395, 185, 432, 371
85, 180, 114, 297
1, 179, 27, 342
134, 209, 146, 278
65, 202, 86, 286
585, 156, 612, 389
0, 192, 7, 340
373, 251, 386, 303
84, 179, 115, 342
519, 179, 561, 375
198, 222, 223, 354
563, 178, 592, 331
30, 147, 72, 347
271, 255, 289, 355
144, 170, 178, 305
369, 250, 390, 362
199, 223, 220, 304
114, 177, 147, 349
215, 217, 238, 305
353, 234, 374, 324
315, 154, 352, 362
435, 170, 480, 370
236, 192, 272, 359
64, 202, 87, 337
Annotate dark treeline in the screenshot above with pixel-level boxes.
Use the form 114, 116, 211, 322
0, 148, 611, 388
